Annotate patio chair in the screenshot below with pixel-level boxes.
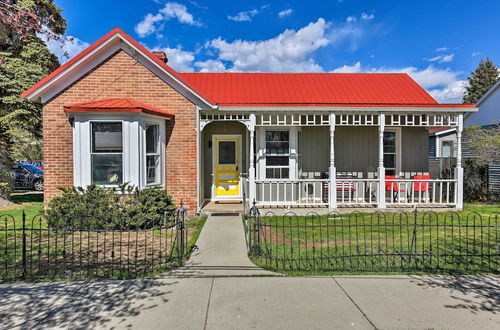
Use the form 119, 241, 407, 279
412, 174, 431, 202
385, 175, 407, 202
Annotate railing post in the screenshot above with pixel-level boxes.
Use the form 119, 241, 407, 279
177, 200, 187, 261
249, 113, 256, 206
329, 113, 337, 209
377, 113, 386, 209
22, 211, 27, 279
455, 114, 464, 210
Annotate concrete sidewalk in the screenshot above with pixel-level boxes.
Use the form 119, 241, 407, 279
1, 275, 499, 329
168, 215, 274, 276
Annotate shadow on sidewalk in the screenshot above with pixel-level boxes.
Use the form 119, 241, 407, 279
0, 279, 179, 329
409, 275, 500, 314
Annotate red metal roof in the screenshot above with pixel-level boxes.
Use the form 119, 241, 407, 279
64, 98, 174, 119
177, 72, 474, 108
22, 27, 476, 110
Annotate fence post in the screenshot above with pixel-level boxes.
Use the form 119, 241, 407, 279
21, 211, 27, 279
176, 201, 187, 261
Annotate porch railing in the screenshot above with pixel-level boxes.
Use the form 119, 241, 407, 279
255, 179, 329, 206
385, 179, 457, 205
254, 178, 458, 207
336, 179, 379, 205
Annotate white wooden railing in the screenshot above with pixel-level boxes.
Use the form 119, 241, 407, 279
385, 179, 457, 205
336, 179, 379, 205
255, 179, 329, 206
254, 178, 458, 207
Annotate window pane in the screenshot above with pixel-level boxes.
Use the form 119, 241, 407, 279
386, 169, 396, 176
281, 168, 289, 179
383, 132, 396, 153
91, 154, 123, 185
384, 154, 395, 169
266, 141, 289, 154
442, 141, 453, 157
92, 122, 122, 152
266, 131, 289, 142
267, 156, 289, 166
146, 125, 159, 154
218, 141, 236, 164
146, 155, 159, 184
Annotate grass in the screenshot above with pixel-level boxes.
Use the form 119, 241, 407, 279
248, 202, 500, 275
0, 193, 44, 228
0, 194, 208, 282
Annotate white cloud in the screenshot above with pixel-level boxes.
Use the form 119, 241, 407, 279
331, 61, 466, 103
428, 80, 467, 103
205, 18, 331, 72
228, 9, 259, 22
472, 51, 481, 57
135, 2, 200, 38
151, 46, 195, 72
360, 12, 375, 20
195, 59, 227, 72
426, 53, 454, 63
331, 61, 362, 73
278, 8, 293, 18
436, 47, 449, 52
43, 35, 90, 63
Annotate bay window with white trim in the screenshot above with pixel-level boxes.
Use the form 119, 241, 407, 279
73, 114, 166, 189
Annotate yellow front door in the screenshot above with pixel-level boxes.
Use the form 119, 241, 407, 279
214, 136, 240, 198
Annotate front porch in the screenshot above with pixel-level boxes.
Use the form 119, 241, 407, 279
198, 111, 464, 212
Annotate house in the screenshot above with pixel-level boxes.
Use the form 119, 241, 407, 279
22, 28, 477, 212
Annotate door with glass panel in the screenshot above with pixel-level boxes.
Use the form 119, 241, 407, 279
213, 135, 241, 198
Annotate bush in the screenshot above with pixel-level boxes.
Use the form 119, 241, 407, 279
463, 159, 489, 201
46, 183, 176, 229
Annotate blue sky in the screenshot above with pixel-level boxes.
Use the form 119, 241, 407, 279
48, 0, 500, 103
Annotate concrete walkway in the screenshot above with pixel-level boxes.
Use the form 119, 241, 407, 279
168, 215, 274, 276
1, 275, 499, 329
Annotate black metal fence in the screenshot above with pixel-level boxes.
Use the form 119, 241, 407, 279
1, 207, 189, 282
245, 205, 500, 273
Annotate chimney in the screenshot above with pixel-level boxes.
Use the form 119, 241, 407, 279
152, 51, 168, 63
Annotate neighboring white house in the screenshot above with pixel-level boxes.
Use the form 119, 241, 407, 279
465, 79, 500, 127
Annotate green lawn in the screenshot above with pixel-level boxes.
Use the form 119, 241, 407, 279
0, 194, 208, 282
248, 202, 500, 275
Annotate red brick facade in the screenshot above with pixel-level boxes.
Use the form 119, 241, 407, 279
43, 50, 198, 210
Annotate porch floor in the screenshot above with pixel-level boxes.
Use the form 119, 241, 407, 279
200, 201, 456, 216
200, 201, 244, 215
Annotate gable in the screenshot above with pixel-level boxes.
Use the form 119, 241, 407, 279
22, 28, 214, 108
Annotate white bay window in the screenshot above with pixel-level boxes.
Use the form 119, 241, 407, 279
73, 115, 165, 189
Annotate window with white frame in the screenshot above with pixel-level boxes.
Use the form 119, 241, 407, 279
145, 124, 161, 185
265, 130, 290, 179
383, 130, 399, 176
91, 122, 123, 185
441, 141, 454, 158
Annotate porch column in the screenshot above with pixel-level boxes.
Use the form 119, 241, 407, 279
249, 113, 256, 205
329, 113, 337, 209
455, 114, 464, 210
377, 113, 386, 209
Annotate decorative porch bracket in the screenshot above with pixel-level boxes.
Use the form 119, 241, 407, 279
377, 113, 386, 209
455, 114, 464, 210
329, 113, 337, 209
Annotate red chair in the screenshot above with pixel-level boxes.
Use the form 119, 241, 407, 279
413, 175, 431, 202
413, 175, 430, 192
385, 175, 406, 201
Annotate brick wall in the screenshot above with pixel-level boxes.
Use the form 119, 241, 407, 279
43, 50, 198, 211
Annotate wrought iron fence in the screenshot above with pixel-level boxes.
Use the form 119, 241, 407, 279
1, 206, 190, 282
246, 205, 500, 273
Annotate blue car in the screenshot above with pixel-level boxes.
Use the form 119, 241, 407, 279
12, 164, 44, 191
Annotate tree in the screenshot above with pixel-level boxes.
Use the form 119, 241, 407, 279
464, 125, 500, 166
462, 58, 500, 104
0, 0, 66, 201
